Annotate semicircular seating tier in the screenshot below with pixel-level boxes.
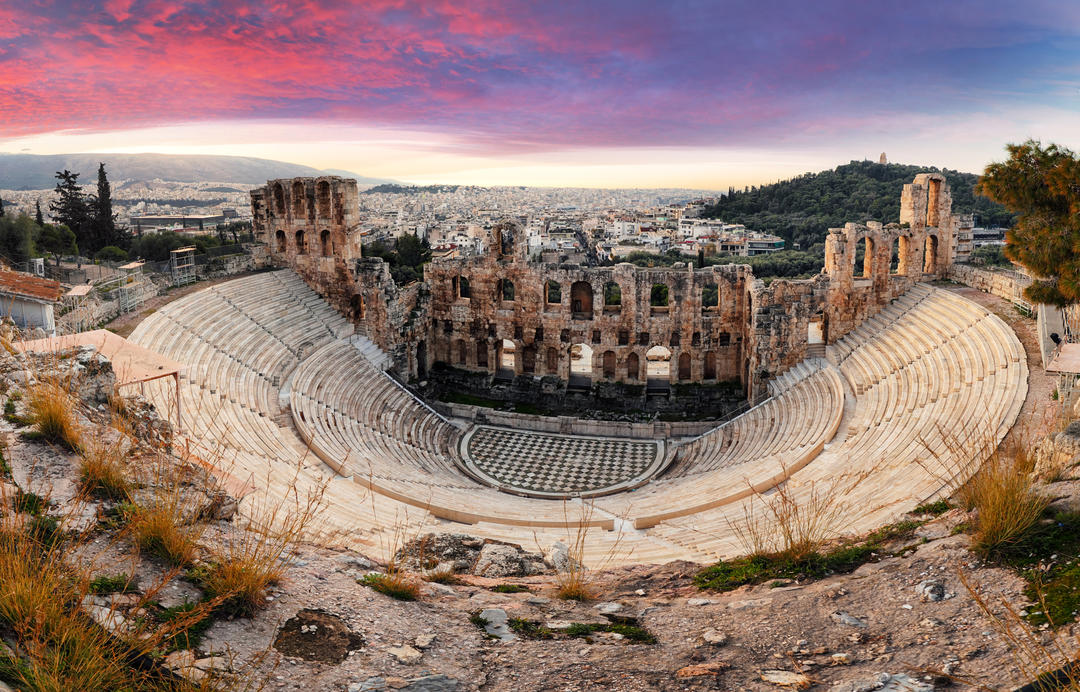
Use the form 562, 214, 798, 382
127, 271, 1027, 566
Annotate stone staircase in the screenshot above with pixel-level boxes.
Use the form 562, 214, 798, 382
349, 333, 392, 371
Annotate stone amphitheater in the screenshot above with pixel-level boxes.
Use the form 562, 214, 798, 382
127, 174, 1028, 567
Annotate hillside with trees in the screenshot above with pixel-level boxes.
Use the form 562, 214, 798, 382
704, 160, 1015, 251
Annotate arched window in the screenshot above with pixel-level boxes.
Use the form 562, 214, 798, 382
704, 351, 717, 380
855, 236, 872, 278
273, 183, 286, 215
350, 294, 365, 319
650, 284, 669, 307
924, 235, 938, 274
625, 352, 640, 381
500, 279, 515, 302
603, 282, 621, 309
570, 281, 593, 318
896, 235, 910, 276
316, 180, 331, 219
546, 347, 558, 374
546, 280, 561, 304
678, 352, 692, 381
458, 276, 471, 299
275, 230, 286, 253
295, 230, 306, 254
291, 180, 305, 217
889, 236, 900, 275
476, 341, 488, 368
702, 283, 719, 310
320, 230, 331, 257
602, 350, 616, 378
522, 345, 536, 374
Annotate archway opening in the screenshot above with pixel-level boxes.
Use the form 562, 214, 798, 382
546, 347, 558, 375
275, 230, 286, 253
545, 280, 561, 305
889, 236, 900, 275
704, 351, 717, 380
570, 343, 594, 377
702, 282, 719, 310
320, 230, 331, 257
273, 183, 286, 216
522, 345, 537, 374
678, 352, 691, 380
603, 282, 621, 311
896, 235, 910, 275
295, 230, 306, 255
454, 339, 467, 366
416, 341, 427, 380
625, 352, 640, 381
476, 341, 488, 369
291, 180, 305, 217
498, 339, 516, 375
650, 284, 669, 308
924, 234, 938, 273
808, 311, 825, 345
571, 281, 593, 319
316, 180, 331, 219
645, 345, 672, 379
499, 279, 515, 302
350, 293, 365, 319
855, 237, 872, 278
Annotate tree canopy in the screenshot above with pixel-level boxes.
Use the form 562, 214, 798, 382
703, 160, 1014, 251
364, 233, 432, 285
978, 140, 1080, 306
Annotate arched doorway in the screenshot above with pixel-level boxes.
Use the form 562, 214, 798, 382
295, 230, 306, 255
704, 351, 717, 380
546, 347, 559, 375
570, 343, 593, 377
625, 352, 640, 381
646, 345, 672, 394
316, 180, 331, 219
416, 341, 427, 380
350, 293, 365, 319
320, 230, 331, 256
498, 339, 516, 377
522, 345, 536, 374
275, 230, 286, 253
292, 180, 306, 217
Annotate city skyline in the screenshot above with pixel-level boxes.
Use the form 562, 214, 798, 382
1, 1, 1078, 189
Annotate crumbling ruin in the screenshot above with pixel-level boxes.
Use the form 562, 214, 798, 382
250, 173, 968, 402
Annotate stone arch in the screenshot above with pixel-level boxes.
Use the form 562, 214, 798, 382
704, 351, 717, 380
570, 281, 593, 318
625, 352, 640, 381
291, 180, 306, 217
927, 178, 942, 226
889, 236, 900, 274
316, 180, 331, 219
476, 340, 488, 368
570, 343, 594, 377
272, 182, 286, 216
350, 293, 365, 319
702, 282, 719, 310
546, 346, 558, 375
454, 339, 467, 366
458, 276, 471, 299
275, 230, 286, 253
678, 352, 692, 381
645, 345, 672, 380
294, 230, 306, 254
522, 344, 537, 374
498, 339, 516, 373
545, 280, 561, 305
602, 350, 616, 378
808, 310, 825, 345
924, 234, 938, 273
603, 281, 621, 310
650, 283, 669, 307
320, 229, 331, 256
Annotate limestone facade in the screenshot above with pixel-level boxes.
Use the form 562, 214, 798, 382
250, 173, 965, 399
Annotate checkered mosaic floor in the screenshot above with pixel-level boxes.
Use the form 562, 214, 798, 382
465, 427, 661, 494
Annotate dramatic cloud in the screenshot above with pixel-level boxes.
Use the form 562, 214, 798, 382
1, 1, 1078, 161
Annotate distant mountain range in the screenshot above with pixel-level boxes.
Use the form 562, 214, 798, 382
0, 153, 391, 189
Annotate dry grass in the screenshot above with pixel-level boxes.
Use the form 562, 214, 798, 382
957, 569, 1080, 690
547, 500, 628, 601
194, 466, 327, 616
78, 434, 132, 500
126, 460, 206, 566
729, 462, 875, 562
26, 379, 82, 451
963, 455, 1050, 557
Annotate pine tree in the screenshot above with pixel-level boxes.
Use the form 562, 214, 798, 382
0, 196, 4, 217
93, 162, 118, 251
978, 140, 1080, 306
34, 200, 44, 226
50, 170, 92, 253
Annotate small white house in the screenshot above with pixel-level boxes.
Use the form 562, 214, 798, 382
0, 270, 63, 336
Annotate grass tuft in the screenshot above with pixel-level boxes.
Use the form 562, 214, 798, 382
359, 571, 421, 601
78, 436, 131, 500
26, 381, 82, 451
912, 499, 952, 516
128, 500, 201, 566
491, 583, 528, 593
88, 573, 136, 595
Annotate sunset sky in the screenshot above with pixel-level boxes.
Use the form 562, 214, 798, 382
2, 1, 1078, 189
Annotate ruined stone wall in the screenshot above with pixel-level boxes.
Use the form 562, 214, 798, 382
948, 264, 1032, 306
422, 251, 754, 389
747, 276, 827, 398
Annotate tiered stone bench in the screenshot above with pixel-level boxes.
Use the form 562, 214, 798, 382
127, 273, 1028, 566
